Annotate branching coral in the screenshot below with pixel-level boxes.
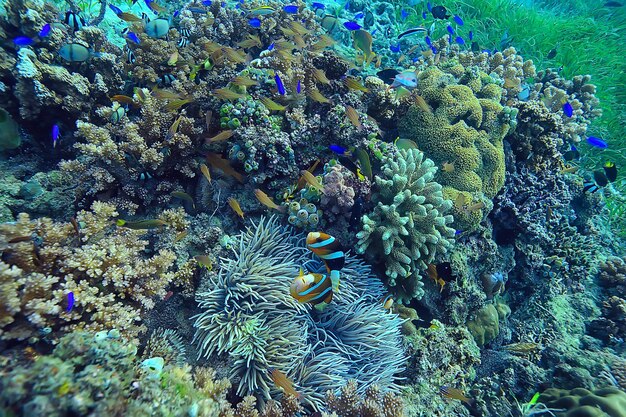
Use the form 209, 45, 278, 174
356, 148, 455, 303
193, 216, 405, 410
0, 201, 178, 342
324, 381, 404, 417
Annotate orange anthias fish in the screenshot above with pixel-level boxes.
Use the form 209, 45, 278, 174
254, 189, 286, 212
440, 386, 473, 405
269, 368, 303, 400
290, 268, 334, 308
206, 153, 244, 183
228, 197, 244, 218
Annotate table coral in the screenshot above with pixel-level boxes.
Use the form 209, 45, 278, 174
0, 201, 178, 342
356, 148, 455, 302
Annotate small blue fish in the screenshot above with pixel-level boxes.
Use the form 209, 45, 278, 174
587, 136, 608, 149
354, 12, 364, 19
126, 31, 141, 44
267, 42, 275, 51
343, 21, 361, 30
563, 102, 573, 117
425, 36, 432, 46
390, 43, 401, 53
469, 30, 473, 41
275, 73, 285, 95
52, 124, 60, 148
371, 29, 377, 35
202, 0, 212, 5
13, 36, 34, 46
283, 4, 299, 13
188, 7, 208, 14
422, 11, 427, 19
297, 80, 301, 94
447, 25, 454, 35
109, 4, 123, 14
401, 9, 409, 20
329, 144, 351, 156
455, 230, 462, 235
345, 0, 350, 10
39, 23, 51, 37
66, 291, 75, 313
427, 2, 432, 12
248, 18, 261, 27
173, 10, 180, 18
312, 2, 325, 9
455, 36, 465, 45
431, 45, 438, 54
453, 15, 464, 25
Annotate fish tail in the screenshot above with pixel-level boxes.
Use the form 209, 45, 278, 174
116, 219, 126, 226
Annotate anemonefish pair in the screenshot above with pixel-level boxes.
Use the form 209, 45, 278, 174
290, 232, 345, 310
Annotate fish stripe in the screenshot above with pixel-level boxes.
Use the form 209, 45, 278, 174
319, 251, 344, 260
306, 285, 333, 302
298, 274, 328, 296
308, 236, 335, 248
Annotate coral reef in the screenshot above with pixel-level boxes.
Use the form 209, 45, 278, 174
193, 217, 405, 410
356, 148, 455, 302
466, 301, 511, 347
538, 387, 626, 417
324, 381, 404, 417
0, 201, 180, 341
588, 256, 626, 346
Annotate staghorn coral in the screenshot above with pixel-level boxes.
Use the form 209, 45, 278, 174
0, 201, 178, 342
356, 148, 455, 303
193, 216, 405, 410
0, 329, 234, 417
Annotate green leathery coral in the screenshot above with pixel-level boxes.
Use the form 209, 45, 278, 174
356, 148, 455, 303
466, 300, 511, 347
398, 66, 510, 203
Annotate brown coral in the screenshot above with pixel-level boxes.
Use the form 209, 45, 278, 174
324, 381, 404, 417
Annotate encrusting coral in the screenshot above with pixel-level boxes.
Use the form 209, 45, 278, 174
0, 201, 180, 342
193, 216, 405, 410
356, 148, 455, 303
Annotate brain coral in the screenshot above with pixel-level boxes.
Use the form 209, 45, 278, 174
538, 387, 626, 417
356, 148, 455, 303
398, 67, 510, 201
192, 217, 405, 410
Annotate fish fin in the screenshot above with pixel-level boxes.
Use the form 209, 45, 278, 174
314, 301, 328, 311
330, 270, 340, 293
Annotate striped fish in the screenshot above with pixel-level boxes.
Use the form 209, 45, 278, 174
125, 47, 136, 64
290, 269, 334, 307
178, 36, 190, 47
306, 232, 344, 291
179, 28, 191, 38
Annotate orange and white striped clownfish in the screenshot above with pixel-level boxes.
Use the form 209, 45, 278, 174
290, 268, 338, 310
306, 232, 344, 291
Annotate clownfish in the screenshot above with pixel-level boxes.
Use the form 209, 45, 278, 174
306, 232, 345, 288
290, 268, 335, 310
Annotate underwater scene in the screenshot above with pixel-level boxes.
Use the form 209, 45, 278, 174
1, 0, 626, 415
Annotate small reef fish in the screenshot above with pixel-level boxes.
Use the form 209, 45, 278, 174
559, 165, 579, 174
66, 291, 75, 313
231, 75, 258, 86
248, 18, 261, 28
117, 12, 143, 22
300, 170, 325, 193
312, 2, 325, 9
321, 15, 339, 32
343, 21, 361, 31
64, 11, 85, 31
166, 115, 183, 141
431, 5, 451, 19
344, 77, 370, 92
171, 191, 195, 208
206, 153, 244, 182
194, 255, 213, 269
547, 47, 557, 59
14, 36, 35, 46
269, 368, 303, 400
440, 386, 473, 405
52, 124, 60, 148
260, 97, 286, 111
255, 189, 286, 212
39, 23, 51, 38
174, 231, 188, 242
237, 35, 262, 49
397, 27, 427, 39
283, 5, 299, 13
59, 43, 92, 62
145, 18, 170, 38
391, 70, 418, 89
206, 130, 234, 143
583, 170, 609, 193
563, 145, 580, 162
212, 88, 245, 101
442, 161, 455, 173
200, 163, 212, 183
381, 295, 394, 309
126, 31, 141, 45
377, 68, 400, 85
563, 102, 573, 117
329, 144, 352, 157
307, 88, 331, 104
248, 5, 276, 15
455, 36, 465, 45
502, 342, 541, 354
447, 25, 455, 35
427, 263, 446, 292
274, 73, 286, 95
453, 15, 464, 25
110, 107, 126, 124
604, 161, 618, 182
306, 232, 345, 281
353, 30, 373, 62
290, 268, 335, 307
289, 22, 308, 35
312, 69, 331, 85
395, 137, 418, 150
228, 197, 244, 218
414, 95, 432, 113
116, 219, 167, 229
355, 149, 372, 179
586, 136, 608, 149
345, 105, 362, 130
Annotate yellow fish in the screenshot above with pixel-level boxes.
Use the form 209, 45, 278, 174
228, 197, 244, 218
254, 189, 286, 212
299, 170, 325, 193
200, 163, 212, 183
